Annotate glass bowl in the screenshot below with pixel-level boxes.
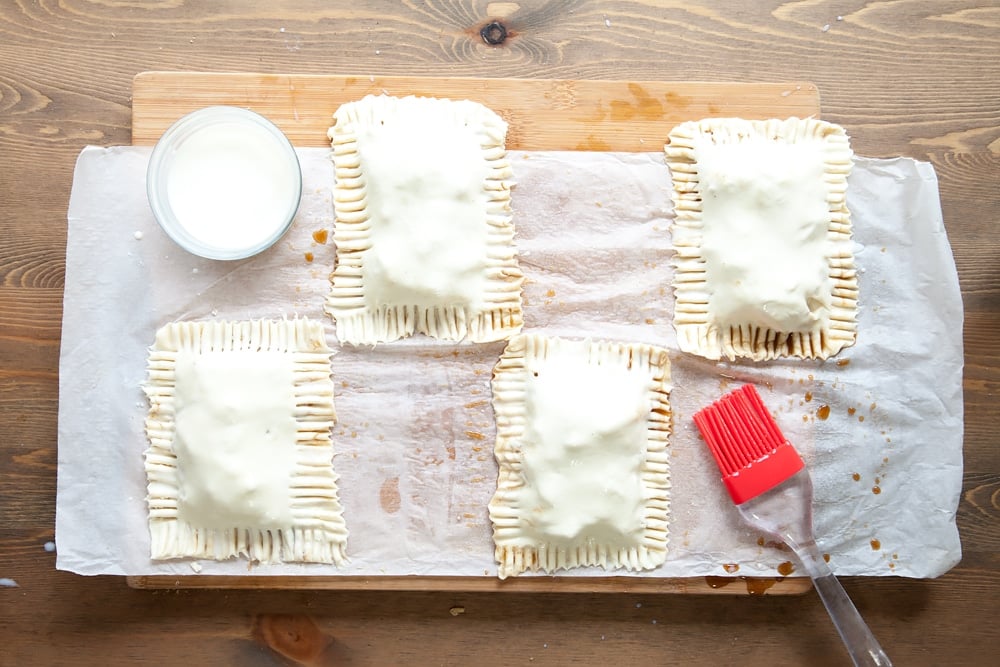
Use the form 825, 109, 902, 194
146, 106, 302, 260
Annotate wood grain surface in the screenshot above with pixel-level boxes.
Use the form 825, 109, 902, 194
1, 1, 998, 666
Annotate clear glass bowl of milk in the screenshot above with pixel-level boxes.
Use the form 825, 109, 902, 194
146, 106, 302, 260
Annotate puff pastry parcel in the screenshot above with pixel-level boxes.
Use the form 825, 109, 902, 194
489, 334, 672, 579
142, 319, 348, 565
665, 117, 857, 361
325, 94, 523, 345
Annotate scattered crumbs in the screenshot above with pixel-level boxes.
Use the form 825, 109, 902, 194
870, 402, 877, 412
604, 16, 611, 27
871, 539, 881, 550
0, 578, 18, 588
837, 358, 851, 367
875, 477, 881, 484
821, 23, 830, 32
192, 267, 199, 274
369, 75, 375, 82
781, 90, 792, 97
375, 49, 381, 55
892, 553, 899, 560
601, 635, 606, 641
852, 473, 861, 482
545, 289, 556, 297
651, 619, 657, 625
837, 15, 843, 21
449, 606, 465, 616
639, 138, 645, 144
190, 562, 202, 573
133, 231, 144, 240
211, 308, 218, 317
858, 415, 865, 423
44, 541, 56, 553
880, 247, 887, 253
280, 27, 285, 32
543, 643, 548, 649
635, 602, 642, 608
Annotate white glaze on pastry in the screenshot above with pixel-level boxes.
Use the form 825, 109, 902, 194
695, 138, 832, 333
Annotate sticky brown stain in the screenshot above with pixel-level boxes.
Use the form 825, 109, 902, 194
858, 415, 866, 423
837, 359, 851, 367
379, 477, 401, 514
852, 472, 861, 481
446, 445, 456, 461
707, 102, 720, 114
664, 90, 692, 108
465, 400, 488, 409
465, 431, 486, 441
608, 83, 665, 121
745, 578, 778, 596
801, 414, 809, 423
576, 135, 612, 151
546, 289, 556, 297
722, 563, 740, 573
304, 252, 314, 263
847, 406, 857, 416
870, 539, 881, 551
872, 486, 882, 495
804, 391, 813, 402
253, 614, 332, 663
312, 229, 329, 244
644, 318, 655, 325
777, 561, 795, 576
889, 562, 896, 570
823, 553, 831, 563
704, 576, 733, 589
816, 405, 831, 420
874, 477, 881, 484
756, 537, 766, 547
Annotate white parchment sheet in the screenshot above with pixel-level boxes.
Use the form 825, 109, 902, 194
56, 147, 962, 579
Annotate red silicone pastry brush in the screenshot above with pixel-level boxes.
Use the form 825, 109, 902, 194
694, 384, 892, 667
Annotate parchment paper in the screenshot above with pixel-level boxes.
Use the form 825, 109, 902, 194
56, 147, 963, 579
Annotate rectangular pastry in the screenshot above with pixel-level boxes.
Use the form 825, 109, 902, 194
665, 117, 857, 361
325, 94, 523, 345
489, 334, 672, 579
142, 318, 348, 565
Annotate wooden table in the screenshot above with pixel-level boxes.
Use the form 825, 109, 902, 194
2, 2, 997, 665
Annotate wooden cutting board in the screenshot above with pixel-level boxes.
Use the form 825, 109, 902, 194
132, 72, 820, 149
127, 72, 816, 594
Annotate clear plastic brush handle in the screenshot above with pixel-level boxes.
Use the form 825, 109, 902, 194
739, 469, 893, 667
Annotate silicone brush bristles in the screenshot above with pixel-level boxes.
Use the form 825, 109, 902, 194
693, 384, 805, 505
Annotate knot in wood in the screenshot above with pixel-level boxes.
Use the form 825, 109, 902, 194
480, 21, 508, 45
